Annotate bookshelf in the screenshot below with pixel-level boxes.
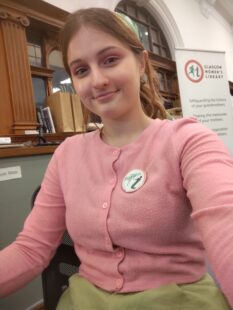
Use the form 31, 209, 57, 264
0, 0, 69, 138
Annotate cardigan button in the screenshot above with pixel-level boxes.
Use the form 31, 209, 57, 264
112, 150, 119, 156
102, 202, 108, 209
115, 248, 124, 258
115, 278, 123, 289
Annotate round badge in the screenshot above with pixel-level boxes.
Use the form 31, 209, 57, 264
122, 169, 146, 193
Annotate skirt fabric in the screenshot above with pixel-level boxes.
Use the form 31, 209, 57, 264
56, 273, 231, 310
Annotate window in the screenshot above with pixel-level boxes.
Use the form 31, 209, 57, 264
116, 0, 171, 58
48, 50, 73, 93
27, 29, 43, 67
116, 0, 180, 111
26, 27, 73, 102
28, 43, 42, 67
26, 28, 49, 108
32, 77, 47, 108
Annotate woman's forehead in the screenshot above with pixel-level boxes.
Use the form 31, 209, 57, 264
69, 25, 122, 45
67, 26, 130, 61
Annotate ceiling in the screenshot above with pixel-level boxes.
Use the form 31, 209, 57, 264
214, 0, 233, 26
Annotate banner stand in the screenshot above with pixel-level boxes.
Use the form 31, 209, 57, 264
175, 48, 233, 155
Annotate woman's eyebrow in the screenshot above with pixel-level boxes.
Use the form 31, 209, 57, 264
69, 46, 120, 68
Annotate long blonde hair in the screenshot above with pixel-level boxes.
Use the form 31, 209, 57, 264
60, 8, 166, 128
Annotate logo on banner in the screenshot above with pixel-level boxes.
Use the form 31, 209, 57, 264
185, 60, 204, 83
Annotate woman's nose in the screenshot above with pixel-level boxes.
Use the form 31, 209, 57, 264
91, 67, 109, 88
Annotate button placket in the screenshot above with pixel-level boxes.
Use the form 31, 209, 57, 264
110, 150, 119, 188
109, 178, 115, 185
101, 150, 120, 251
105, 237, 111, 246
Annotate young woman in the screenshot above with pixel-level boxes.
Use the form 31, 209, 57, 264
1, 8, 233, 309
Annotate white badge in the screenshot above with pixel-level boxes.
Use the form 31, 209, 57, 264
122, 169, 146, 193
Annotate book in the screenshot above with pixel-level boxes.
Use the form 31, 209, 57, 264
70, 94, 84, 132
37, 107, 49, 133
42, 106, 56, 133
46, 92, 75, 132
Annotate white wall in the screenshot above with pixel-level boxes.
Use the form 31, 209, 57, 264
42, 0, 233, 80
162, 0, 233, 80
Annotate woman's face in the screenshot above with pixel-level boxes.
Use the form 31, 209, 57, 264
67, 26, 145, 123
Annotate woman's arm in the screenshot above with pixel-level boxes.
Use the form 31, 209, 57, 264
174, 118, 233, 306
0, 148, 66, 296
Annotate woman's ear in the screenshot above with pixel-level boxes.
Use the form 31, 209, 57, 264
139, 50, 148, 76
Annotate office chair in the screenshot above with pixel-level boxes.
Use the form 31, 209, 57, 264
31, 186, 81, 310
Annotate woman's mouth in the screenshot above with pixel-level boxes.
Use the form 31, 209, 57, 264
93, 90, 119, 102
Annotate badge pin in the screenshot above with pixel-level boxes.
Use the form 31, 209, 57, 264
122, 169, 146, 193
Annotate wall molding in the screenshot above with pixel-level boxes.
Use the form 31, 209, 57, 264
197, 0, 233, 34
0, 9, 30, 27
146, 0, 184, 59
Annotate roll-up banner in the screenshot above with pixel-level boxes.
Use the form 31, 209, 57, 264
175, 48, 233, 155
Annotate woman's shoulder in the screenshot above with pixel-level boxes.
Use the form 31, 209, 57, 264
155, 116, 227, 152
160, 116, 203, 128
161, 117, 230, 157
54, 130, 98, 156
159, 116, 215, 137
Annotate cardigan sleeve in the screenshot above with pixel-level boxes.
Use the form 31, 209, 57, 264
173, 118, 233, 307
0, 146, 66, 296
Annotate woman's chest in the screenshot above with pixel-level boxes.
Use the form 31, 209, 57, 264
62, 151, 191, 250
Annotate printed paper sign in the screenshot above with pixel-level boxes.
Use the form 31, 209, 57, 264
0, 166, 22, 181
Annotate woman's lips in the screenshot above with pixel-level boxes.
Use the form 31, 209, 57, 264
93, 90, 119, 102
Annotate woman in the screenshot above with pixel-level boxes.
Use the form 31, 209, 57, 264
1, 8, 233, 309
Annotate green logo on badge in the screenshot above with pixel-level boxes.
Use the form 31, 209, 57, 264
122, 169, 146, 193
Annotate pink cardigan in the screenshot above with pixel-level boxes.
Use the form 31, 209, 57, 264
1, 118, 233, 306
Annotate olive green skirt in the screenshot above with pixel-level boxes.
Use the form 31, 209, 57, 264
56, 273, 230, 310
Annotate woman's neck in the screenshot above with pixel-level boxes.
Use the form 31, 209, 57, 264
101, 114, 153, 148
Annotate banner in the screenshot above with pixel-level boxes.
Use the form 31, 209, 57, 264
175, 48, 233, 155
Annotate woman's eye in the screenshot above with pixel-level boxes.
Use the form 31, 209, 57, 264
104, 57, 118, 65
74, 67, 88, 77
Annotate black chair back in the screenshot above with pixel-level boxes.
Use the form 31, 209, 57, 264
31, 186, 81, 310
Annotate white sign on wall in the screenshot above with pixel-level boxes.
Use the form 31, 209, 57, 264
175, 48, 233, 155
0, 166, 22, 181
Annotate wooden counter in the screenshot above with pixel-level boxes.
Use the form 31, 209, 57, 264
0, 132, 78, 158
0, 145, 58, 158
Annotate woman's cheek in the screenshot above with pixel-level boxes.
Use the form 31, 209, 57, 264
73, 83, 84, 99
73, 80, 92, 108
71, 79, 78, 93
78, 90, 88, 105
